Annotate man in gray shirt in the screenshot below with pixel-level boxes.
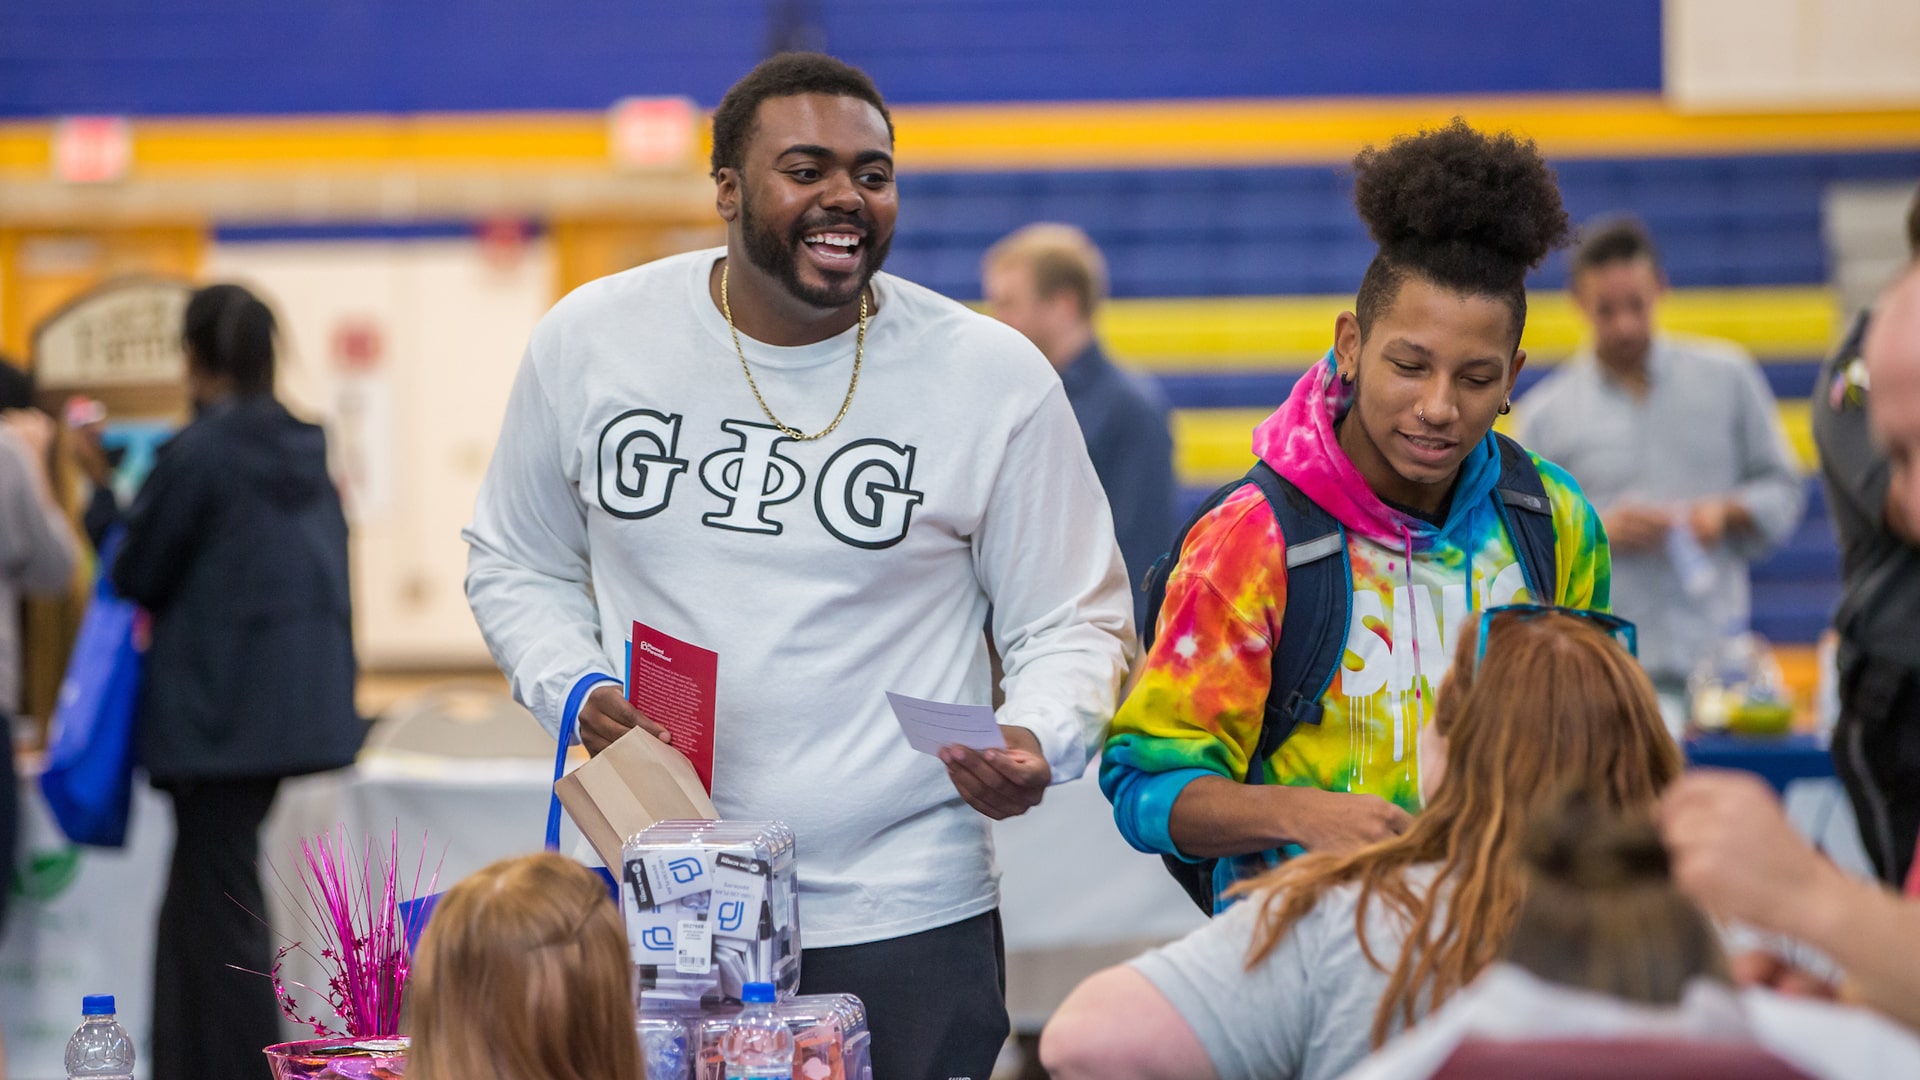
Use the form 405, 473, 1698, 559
1812, 190, 1920, 886
1518, 218, 1804, 709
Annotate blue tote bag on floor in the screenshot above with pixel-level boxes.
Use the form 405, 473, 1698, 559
41, 532, 143, 848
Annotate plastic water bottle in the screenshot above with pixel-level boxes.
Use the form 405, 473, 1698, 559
722, 982, 793, 1079
65, 995, 135, 1079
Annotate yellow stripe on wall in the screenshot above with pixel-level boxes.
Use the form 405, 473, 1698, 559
1103, 286, 1839, 368
1172, 400, 1819, 488
1, 93, 1916, 178
897, 95, 1920, 171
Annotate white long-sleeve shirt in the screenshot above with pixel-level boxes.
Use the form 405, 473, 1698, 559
464, 248, 1134, 947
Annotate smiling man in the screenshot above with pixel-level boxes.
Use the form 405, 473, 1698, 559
462, 53, 1132, 1080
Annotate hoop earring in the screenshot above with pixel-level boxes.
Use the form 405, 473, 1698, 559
1339, 369, 1354, 386
1499, 397, 1513, 415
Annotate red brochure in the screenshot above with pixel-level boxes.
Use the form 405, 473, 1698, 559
627, 621, 718, 794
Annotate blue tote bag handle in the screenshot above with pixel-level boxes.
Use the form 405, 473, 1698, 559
403, 674, 618, 954
546, 674, 621, 899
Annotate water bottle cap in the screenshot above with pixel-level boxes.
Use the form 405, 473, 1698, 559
82, 994, 115, 1016
740, 982, 777, 1004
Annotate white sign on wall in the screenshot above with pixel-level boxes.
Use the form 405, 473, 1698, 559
33, 279, 192, 390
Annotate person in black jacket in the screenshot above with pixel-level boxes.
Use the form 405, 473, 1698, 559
112, 284, 365, 1080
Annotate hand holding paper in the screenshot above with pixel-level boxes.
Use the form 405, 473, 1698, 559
884, 691, 1048, 820
580, 682, 670, 755
941, 725, 1050, 820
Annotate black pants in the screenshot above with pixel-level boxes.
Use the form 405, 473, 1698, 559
1832, 652, 1920, 886
152, 777, 282, 1080
799, 910, 1009, 1080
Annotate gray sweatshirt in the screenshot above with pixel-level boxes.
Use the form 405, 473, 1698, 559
1517, 336, 1805, 683
0, 427, 78, 716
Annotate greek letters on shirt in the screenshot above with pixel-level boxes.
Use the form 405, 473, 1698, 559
595, 412, 925, 549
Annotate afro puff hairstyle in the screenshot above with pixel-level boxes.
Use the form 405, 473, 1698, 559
1351, 118, 1570, 347
709, 52, 893, 179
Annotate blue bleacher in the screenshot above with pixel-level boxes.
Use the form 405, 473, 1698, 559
1170, 472, 1840, 644
890, 150, 1920, 300
1152, 360, 1825, 412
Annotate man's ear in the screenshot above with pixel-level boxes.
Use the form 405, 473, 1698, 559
714, 167, 741, 223
1333, 311, 1362, 376
1508, 347, 1529, 395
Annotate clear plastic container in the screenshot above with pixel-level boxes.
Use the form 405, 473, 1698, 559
623, 820, 802, 1005
720, 983, 792, 1079
684, 993, 872, 1080
639, 1012, 693, 1080
65, 995, 135, 1079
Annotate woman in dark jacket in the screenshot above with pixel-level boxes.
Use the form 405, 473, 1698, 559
113, 284, 364, 1080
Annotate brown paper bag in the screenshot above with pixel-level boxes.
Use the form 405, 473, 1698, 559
553, 727, 719, 867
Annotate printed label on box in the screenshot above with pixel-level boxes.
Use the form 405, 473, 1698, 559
629, 906, 680, 966
639, 849, 714, 906
675, 919, 713, 975
711, 852, 771, 941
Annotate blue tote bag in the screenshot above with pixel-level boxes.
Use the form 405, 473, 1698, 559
41, 532, 144, 848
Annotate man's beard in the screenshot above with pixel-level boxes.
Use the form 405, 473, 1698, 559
740, 189, 891, 310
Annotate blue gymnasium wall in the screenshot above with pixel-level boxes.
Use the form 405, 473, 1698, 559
0, 1, 1661, 117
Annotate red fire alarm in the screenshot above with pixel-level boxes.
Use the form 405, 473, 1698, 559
331, 319, 384, 373
53, 116, 133, 184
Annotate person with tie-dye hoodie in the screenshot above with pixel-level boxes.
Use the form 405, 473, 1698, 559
1103, 119, 1613, 910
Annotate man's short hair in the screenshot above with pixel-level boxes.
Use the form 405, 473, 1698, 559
709, 52, 893, 178
982, 224, 1110, 319
1571, 215, 1662, 282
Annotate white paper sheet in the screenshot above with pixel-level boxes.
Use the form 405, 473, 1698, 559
885, 691, 1008, 755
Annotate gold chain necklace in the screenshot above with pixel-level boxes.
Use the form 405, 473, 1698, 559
720, 262, 865, 442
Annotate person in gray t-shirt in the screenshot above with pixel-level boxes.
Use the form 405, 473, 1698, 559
1039, 608, 1681, 1080
0, 359, 81, 935
1518, 217, 1804, 708
1817, 193, 1920, 886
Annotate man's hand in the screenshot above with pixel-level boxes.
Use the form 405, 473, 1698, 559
1729, 950, 1840, 999
941, 726, 1051, 820
1601, 502, 1671, 551
1277, 787, 1411, 853
2, 408, 55, 460
578, 682, 670, 755
1659, 770, 1841, 936
1687, 497, 1752, 548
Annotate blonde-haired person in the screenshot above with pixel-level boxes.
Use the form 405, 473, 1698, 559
1041, 607, 1679, 1080
981, 222, 1175, 635
1344, 794, 1920, 1080
409, 853, 643, 1080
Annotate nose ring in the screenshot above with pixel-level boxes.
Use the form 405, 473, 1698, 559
1418, 407, 1427, 423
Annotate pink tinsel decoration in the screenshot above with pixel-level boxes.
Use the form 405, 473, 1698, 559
265, 826, 438, 1038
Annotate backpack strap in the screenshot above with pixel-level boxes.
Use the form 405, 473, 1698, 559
1491, 432, 1560, 604
1243, 461, 1348, 785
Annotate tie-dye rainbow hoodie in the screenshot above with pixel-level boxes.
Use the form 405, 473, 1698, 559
1101, 358, 1610, 898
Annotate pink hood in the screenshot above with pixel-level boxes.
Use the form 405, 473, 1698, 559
1252, 355, 1501, 550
